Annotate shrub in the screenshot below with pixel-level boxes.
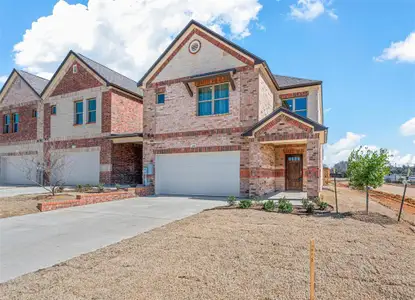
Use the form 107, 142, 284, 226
57, 186, 64, 193
239, 199, 252, 209
97, 183, 105, 193
115, 184, 121, 190
227, 196, 237, 206
76, 184, 83, 192
319, 201, 329, 210
277, 197, 293, 213
84, 184, 92, 191
263, 200, 275, 212
301, 198, 309, 209
251, 195, 262, 206
305, 201, 315, 214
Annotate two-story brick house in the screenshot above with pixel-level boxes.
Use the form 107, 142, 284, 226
1, 51, 144, 186
0, 70, 48, 184
138, 20, 328, 198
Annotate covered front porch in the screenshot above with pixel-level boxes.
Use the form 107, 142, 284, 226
242, 107, 327, 199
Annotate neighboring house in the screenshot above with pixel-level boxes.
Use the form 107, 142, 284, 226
0, 69, 48, 185
138, 20, 328, 198
0, 51, 144, 186
40, 51, 143, 185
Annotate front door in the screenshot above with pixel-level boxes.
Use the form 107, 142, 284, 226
286, 154, 303, 191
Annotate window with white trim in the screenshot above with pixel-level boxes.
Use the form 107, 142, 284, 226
283, 97, 307, 118
198, 83, 229, 116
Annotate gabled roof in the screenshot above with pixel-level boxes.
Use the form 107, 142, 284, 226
0, 69, 49, 100
137, 19, 265, 87
273, 74, 322, 90
42, 50, 142, 98
76, 53, 143, 97
242, 107, 328, 137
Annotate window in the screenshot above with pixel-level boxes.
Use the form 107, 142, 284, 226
51, 105, 57, 115
32, 109, 38, 118
12, 113, 19, 133
156, 93, 165, 104
283, 97, 307, 118
73, 64, 78, 74
198, 83, 229, 116
74, 101, 83, 125
3, 114, 10, 134
87, 99, 96, 123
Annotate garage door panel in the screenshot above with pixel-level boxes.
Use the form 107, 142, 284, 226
155, 151, 240, 196
1, 156, 38, 185
58, 151, 100, 185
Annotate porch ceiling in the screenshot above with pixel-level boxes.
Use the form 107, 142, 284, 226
106, 133, 143, 144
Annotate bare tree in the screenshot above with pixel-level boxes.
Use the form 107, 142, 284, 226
11, 142, 72, 196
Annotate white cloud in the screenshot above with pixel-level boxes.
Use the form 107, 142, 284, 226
324, 132, 415, 167
289, 0, 337, 21
12, 0, 262, 79
400, 117, 415, 136
324, 132, 365, 166
327, 9, 338, 20
375, 32, 415, 63
324, 107, 332, 114
0, 75, 8, 84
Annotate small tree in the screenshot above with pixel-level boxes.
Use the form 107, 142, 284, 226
347, 147, 390, 214
12, 142, 71, 196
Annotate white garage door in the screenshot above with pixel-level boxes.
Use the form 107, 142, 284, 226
0, 155, 38, 185
59, 151, 100, 185
155, 151, 240, 197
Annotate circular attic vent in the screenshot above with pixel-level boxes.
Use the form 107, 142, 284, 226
188, 39, 201, 54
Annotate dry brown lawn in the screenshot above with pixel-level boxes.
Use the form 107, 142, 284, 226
0, 194, 76, 218
1, 198, 414, 300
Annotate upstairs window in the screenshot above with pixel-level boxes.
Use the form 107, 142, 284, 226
283, 97, 307, 118
87, 99, 96, 123
74, 101, 83, 125
156, 93, 165, 104
12, 113, 19, 133
3, 114, 10, 134
51, 105, 57, 115
198, 83, 229, 116
32, 109, 38, 118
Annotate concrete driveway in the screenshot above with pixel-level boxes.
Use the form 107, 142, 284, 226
0, 196, 225, 283
0, 186, 48, 197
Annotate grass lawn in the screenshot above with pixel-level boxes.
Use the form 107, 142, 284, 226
1, 200, 414, 299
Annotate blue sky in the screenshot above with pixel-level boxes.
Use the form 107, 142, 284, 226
0, 0, 414, 165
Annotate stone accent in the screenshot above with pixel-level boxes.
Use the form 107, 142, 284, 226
154, 145, 240, 154
147, 28, 255, 86
50, 62, 102, 97
306, 138, 321, 197
135, 186, 154, 197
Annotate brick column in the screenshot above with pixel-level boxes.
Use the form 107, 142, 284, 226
306, 138, 320, 198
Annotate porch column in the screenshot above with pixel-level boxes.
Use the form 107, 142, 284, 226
306, 138, 321, 198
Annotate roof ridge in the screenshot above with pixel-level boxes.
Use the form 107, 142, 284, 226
76, 52, 136, 83
16, 69, 49, 81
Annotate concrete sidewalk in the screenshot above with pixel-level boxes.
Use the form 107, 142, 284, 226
0, 196, 225, 283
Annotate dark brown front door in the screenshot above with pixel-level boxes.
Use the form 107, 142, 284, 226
286, 155, 303, 191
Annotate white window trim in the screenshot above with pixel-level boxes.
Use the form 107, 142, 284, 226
197, 82, 229, 116
74, 100, 83, 125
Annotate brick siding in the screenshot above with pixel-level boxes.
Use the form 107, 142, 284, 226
110, 89, 143, 133
0, 103, 38, 143
50, 62, 103, 97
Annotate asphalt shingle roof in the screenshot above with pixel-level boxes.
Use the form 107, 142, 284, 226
273, 74, 322, 89
76, 53, 142, 97
16, 70, 49, 95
